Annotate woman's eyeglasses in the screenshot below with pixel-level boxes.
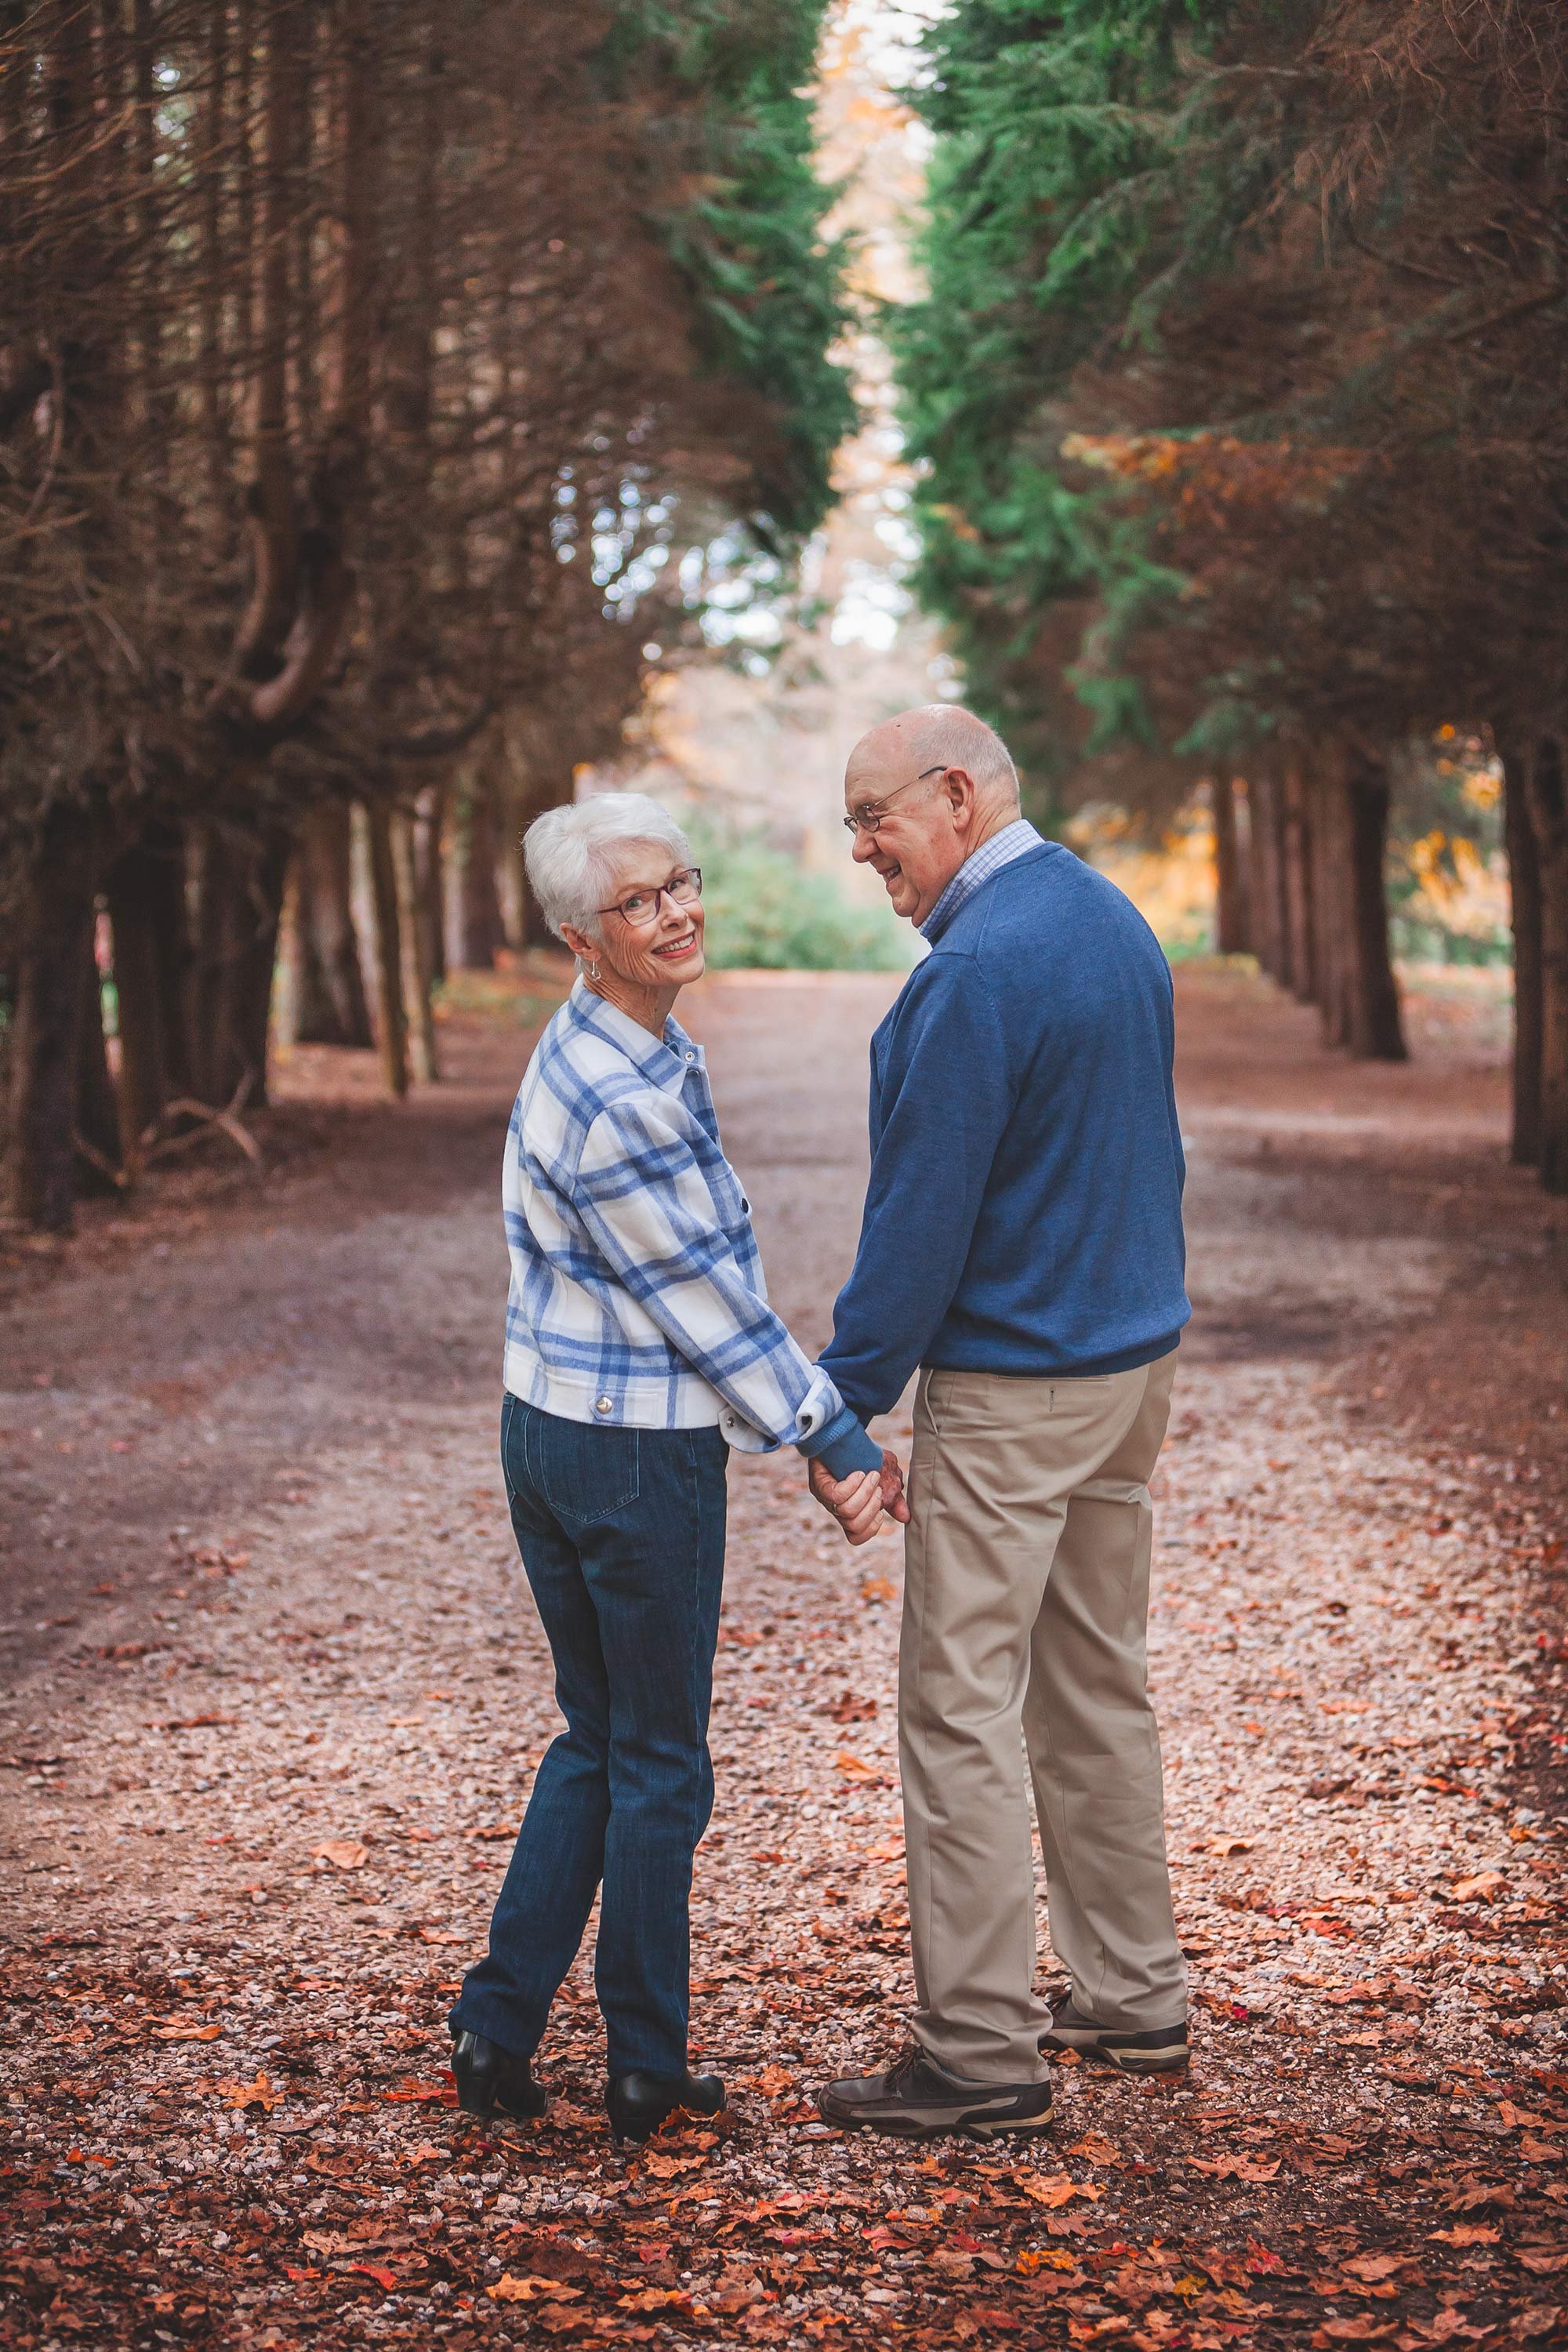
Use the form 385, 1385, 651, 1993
597, 867, 703, 930
842, 764, 948, 837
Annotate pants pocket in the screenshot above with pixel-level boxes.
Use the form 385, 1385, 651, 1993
533, 1412, 641, 1526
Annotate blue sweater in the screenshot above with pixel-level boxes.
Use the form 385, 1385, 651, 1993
820, 840, 1189, 1424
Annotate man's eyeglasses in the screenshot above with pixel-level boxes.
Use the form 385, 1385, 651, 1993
842, 764, 948, 838
597, 867, 702, 930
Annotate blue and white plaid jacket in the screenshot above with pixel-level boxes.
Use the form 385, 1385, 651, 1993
501, 982, 878, 1478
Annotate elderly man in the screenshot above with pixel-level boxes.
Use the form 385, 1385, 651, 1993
810, 705, 1191, 2141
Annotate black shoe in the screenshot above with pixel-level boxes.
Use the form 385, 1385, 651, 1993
817, 2044, 1054, 2141
606, 2069, 726, 2147
450, 2030, 546, 2120
1040, 1994, 1189, 2076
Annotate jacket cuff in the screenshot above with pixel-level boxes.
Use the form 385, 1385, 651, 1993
800, 1406, 882, 1479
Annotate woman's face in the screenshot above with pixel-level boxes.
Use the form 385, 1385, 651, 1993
593, 847, 706, 992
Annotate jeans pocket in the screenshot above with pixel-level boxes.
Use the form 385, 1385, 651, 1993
535, 1413, 641, 1526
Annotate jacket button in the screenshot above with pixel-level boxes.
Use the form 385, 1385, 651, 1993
595, 1397, 612, 1414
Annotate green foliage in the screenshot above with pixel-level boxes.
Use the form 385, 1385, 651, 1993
611, 0, 856, 543
688, 822, 912, 971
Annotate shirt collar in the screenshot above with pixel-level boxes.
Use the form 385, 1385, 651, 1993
918, 818, 1044, 946
568, 977, 704, 1096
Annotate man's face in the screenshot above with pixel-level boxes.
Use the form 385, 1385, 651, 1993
844, 754, 971, 926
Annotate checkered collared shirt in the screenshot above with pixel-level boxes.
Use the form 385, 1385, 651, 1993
919, 818, 1044, 946
501, 979, 863, 1461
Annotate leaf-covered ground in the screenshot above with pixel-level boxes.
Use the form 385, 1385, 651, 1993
2, 960, 1566, 2351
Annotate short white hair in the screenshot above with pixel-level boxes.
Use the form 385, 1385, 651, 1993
524, 792, 692, 945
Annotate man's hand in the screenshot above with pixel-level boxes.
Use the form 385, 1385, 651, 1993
810, 1448, 910, 1547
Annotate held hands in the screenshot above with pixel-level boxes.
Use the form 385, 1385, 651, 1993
808, 1446, 911, 1548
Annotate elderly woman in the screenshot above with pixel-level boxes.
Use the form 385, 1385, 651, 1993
448, 793, 900, 2146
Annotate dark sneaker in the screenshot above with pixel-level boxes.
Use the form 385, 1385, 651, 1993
818, 2044, 1054, 2141
1040, 1994, 1189, 2076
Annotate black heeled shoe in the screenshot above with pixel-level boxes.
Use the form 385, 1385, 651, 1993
450, 2030, 546, 2121
606, 2068, 726, 2147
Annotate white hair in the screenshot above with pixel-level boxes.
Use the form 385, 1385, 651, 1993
524, 792, 692, 946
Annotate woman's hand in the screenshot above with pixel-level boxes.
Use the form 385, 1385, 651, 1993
809, 1449, 910, 1546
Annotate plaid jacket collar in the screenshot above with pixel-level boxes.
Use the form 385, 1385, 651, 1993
565, 977, 704, 1098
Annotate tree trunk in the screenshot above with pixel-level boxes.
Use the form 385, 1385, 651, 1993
360, 802, 409, 1099
1211, 775, 1249, 955
1523, 736, 1568, 1195
107, 818, 192, 1163
413, 782, 447, 989
1244, 773, 1283, 982
5, 810, 100, 1231
285, 801, 372, 1047
1308, 760, 1348, 1047
514, 759, 576, 946
187, 822, 292, 1110
451, 774, 506, 971
1281, 764, 1316, 1004
1313, 747, 1406, 1062
392, 808, 440, 1084
1504, 746, 1543, 1168
75, 927, 122, 1197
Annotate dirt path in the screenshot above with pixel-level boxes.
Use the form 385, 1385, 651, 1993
3, 962, 1566, 2352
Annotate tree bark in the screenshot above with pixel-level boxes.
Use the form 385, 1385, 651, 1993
4, 810, 100, 1231
360, 803, 409, 1099
412, 782, 447, 989
187, 822, 292, 1110
392, 808, 440, 1084
451, 773, 506, 971
1281, 763, 1316, 1004
1244, 772, 1285, 983
75, 928, 122, 1196
1503, 746, 1544, 1168
107, 818, 192, 1163
1523, 736, 1568, 1195
1313, 747, 1406, 1062
1211, 775, 1249, 955
285, 802, 372, 1047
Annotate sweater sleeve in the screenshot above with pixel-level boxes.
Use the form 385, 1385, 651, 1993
820, 955, 1014, 1424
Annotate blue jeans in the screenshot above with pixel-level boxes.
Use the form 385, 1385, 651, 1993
448, 1396, 727, 2079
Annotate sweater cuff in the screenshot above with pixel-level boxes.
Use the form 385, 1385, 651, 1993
801, 1406, 882, 1480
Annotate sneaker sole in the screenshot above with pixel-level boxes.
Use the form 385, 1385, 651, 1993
1044, 2034, 1189, 2078
818, 2100, 1055, 2142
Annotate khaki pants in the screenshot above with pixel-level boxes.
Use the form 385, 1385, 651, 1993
899, 1352, 1185, 2083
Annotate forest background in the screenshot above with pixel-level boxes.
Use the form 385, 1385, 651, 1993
0, 0, 1560, 1232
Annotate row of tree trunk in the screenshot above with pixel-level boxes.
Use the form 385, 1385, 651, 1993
1213, 739, 1567, 1194
1210, 749, 1408, 1062
2, 760, 552, 1231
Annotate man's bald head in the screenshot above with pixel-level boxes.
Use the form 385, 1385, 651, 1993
846, 705, 1020, 811
843, 705, 1025, 927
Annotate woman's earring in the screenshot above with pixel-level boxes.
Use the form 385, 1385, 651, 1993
586, 958, 601, 984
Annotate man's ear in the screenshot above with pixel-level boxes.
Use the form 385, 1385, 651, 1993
945, 765, 978, 824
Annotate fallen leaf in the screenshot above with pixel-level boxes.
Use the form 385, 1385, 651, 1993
312, 1838, 368, 1870
1341, 2254, 1404, 2284
751, 2063, 796, 2098
219, 2072, 282, 2113
149, 2021, 222, 2042
1188, 2154, 1281, 2181
1427, 2227, 1499, 2248
833, 1751, 888, 1784
1440, 2182, 1514, 2213
641, 2151, 708, 2179
1208, 1835, 1254, 1857
1450, 1871, 1506, 1904
1065, 2132, 1122, 2166
349, 2263, 398, 2290
618, 2286, 691, 2311
488, 2275, 583, 2304
1518, 2252, 1568, 2277
1016, 2172, 1103, 2209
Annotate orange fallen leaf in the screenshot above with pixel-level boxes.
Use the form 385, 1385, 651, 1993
149, 2021, 222, 2042
1450, 1871, 1505, 1904
641, 2151, 709, 2179
1065, 2132, 1121, 2166
1342, 2254, 1404, 2284
751, 2063, 796, 2098
220, 2073, 282, 2113
833, 1751, 888, 1783
313, 1838, 368, 1871
382, 2078, 456, 2104
488, 2275, 582, 2304
1428, 2226, 1499, 2247
1016, 2172, 1102, 2209
1207, 1835, 1254, 1857
1189, 2154, 1281, 2181
349, 2263, 398, 2291
859, 1576, 896, 1603
618, 2287, 691, 2312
